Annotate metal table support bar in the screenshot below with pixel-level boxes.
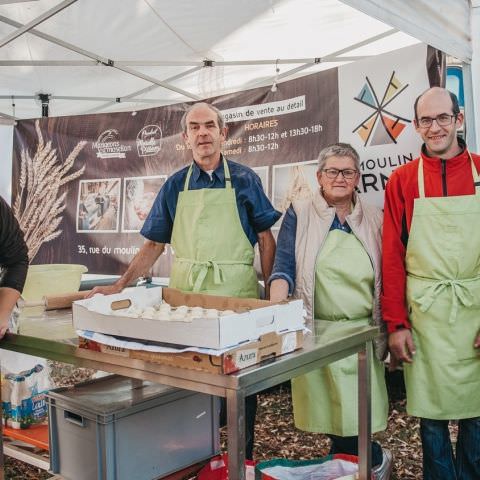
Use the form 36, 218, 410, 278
0, 313, 377, 480
226, 388, 246, 480
358, 342, 372, 480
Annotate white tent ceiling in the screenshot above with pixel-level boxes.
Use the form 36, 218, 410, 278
0, 0, 423, 120
0, 0, 476, 138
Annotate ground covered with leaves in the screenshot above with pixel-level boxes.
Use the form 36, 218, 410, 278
245, 382, 424, 480
5, 366, 444, 479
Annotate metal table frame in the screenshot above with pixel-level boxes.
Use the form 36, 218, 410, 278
0, 324, 376, 480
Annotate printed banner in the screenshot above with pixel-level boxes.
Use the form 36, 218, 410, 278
339, 45, 431, 205
12, 44, 438, 276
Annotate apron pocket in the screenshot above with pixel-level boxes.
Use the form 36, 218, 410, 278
455, 336, 480, 361
453, 317, 480, 361
334, 355, 358, 376
454, 307, 480, 361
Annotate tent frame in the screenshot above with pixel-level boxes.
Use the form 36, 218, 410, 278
0, 8, 397, 119
0, 0, 476, 152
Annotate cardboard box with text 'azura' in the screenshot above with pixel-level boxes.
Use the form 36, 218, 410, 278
78, 329, 304, 374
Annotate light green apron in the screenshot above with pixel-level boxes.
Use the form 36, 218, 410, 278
404, 154, 480, 419
169, 158, 259, 299
292, 229, 388, 436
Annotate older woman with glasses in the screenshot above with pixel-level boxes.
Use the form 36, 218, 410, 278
269, 143, 391, 479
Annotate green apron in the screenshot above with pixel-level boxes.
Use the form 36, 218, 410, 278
292, 229, 388, 436
404, 154, 480, 419
169, 158, 259, 299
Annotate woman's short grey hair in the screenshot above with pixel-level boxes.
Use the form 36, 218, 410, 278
180, 102, 225, 133
317, 143, 360, 171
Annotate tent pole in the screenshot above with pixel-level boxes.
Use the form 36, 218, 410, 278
122, 66, 203, 101
251, 28, 398, 89
79, 66, 204, 115
0, 15, 200, 101
0, 60, 96, 66
113, 64, 201, 100
0, 0, 77, 48
463, 62, 477, 152
468, 2, 480, 151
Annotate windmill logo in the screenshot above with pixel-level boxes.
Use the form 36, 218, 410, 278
353, 72, 411, 146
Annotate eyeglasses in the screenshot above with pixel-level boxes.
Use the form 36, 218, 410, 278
417, 114, 457, 129
322, 168, 358, 180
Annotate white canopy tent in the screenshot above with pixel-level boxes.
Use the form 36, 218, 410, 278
0, 1, 477, 140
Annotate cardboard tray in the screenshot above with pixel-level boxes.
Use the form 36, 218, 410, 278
78, 329, 304, 374
73, 286, 304, 349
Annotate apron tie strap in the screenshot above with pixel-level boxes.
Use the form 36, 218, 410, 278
414, 278, 475, 324
176, 257, 253, 292
191, 260, 223, 292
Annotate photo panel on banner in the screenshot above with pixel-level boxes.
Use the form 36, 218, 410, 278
77, 178, 121, 233
122, 175, 167, 233
272, 160, 318, 229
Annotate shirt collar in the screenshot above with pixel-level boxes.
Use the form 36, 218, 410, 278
192, 155, 225, 182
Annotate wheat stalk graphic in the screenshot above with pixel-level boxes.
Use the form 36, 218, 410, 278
13, 120, 86, 261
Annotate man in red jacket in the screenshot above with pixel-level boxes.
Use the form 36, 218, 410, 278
382, 87, 480, 480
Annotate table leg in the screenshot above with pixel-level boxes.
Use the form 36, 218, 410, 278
358, 341, 372, 480
226, 389, 245, 480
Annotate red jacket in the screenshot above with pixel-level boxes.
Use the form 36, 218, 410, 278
381, 142, 480, 333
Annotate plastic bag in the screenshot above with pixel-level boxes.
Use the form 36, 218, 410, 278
26, 364, 51, 425
256, 454, 362, 480
1, 375, 12, 425
10, 373, 34, 429
198, 453, 256, 480
3, 363, 51, 429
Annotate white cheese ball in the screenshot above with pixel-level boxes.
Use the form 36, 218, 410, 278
155, 311, 171, 321
125, 306, 143, 318
142, 307, 157, 319
205, 308, 218, 319
190, 306, 204, 318
175, 305, 189, 315
171, 311, 185, 321
158, 303, 171, 313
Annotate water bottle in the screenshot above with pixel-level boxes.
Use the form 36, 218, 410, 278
1, 375, 11, 426
9, 375, 32, 429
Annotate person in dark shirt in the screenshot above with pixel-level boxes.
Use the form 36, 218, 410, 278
90, 102, 280, 460
90, 102, 280, 297
0, 195, 29, 338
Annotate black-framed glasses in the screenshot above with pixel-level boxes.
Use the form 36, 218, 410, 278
417, 114, 457, 128
322, 168, 358, 180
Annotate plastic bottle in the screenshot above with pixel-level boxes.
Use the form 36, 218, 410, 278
9, 375, 32, 429
9, 375, 24, 429
1, 375, 11, 426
